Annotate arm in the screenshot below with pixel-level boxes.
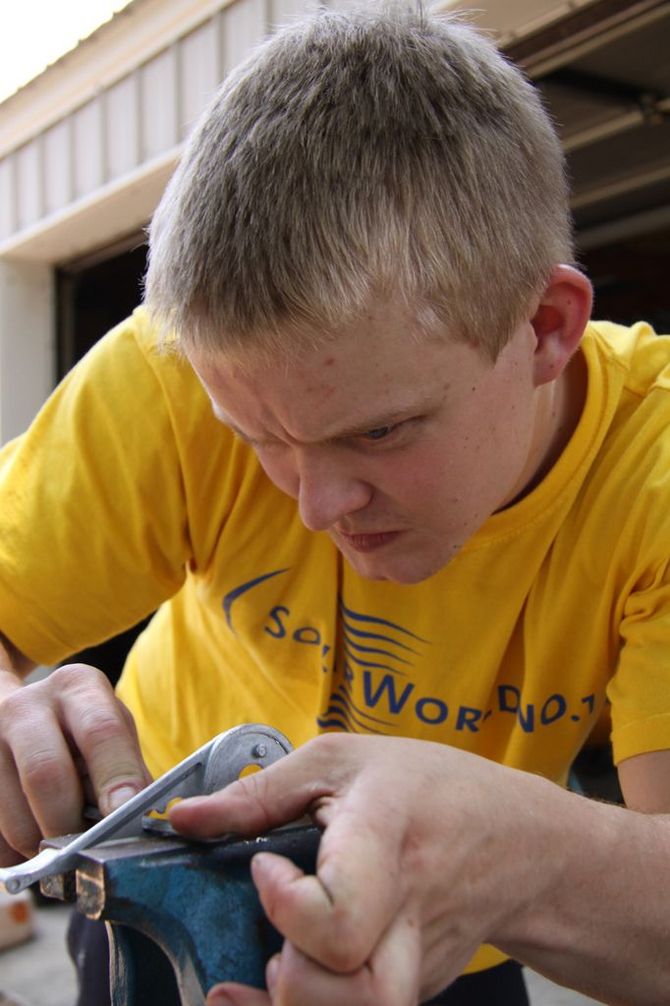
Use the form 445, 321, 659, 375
0, 316, 196, 865
171, 734, 670, 1006
496, 749, 670, 1002
0, 629, 151, 865
618, 749, 670, 813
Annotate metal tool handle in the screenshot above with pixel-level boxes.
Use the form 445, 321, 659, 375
0, 723, 293, 894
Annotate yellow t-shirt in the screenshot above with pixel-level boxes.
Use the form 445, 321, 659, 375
1, 309, 670, 973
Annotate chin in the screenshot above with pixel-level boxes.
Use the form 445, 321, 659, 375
341, 547, 449, 585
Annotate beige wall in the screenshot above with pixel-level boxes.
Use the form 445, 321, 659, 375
0, 261, 53, 442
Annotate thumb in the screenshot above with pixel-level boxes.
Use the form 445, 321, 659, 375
169, 740, 335, 838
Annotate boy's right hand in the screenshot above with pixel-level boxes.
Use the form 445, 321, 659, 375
0, 663, 151, 866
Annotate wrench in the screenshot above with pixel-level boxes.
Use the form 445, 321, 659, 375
0, 723, 292, 895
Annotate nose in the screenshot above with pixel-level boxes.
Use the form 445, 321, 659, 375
296, 448, 372, 531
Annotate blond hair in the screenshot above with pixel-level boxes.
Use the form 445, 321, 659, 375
145, 4, 573, 360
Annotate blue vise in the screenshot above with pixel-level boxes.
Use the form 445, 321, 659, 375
41, 823, 320, 1006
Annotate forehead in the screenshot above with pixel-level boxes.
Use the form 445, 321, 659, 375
190, 299, 482, 386
186, 301, 499, 440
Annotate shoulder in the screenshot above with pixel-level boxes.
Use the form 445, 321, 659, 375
584, 320, 670, 398
578, 321, 670, 566
74, 307, 227, 440
93, 306, 203, 393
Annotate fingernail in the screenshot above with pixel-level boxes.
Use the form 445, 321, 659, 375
251, 851, 271, 877
106, 785, 141, 813
267, 954, 280, 993
207, 989, 234, 1006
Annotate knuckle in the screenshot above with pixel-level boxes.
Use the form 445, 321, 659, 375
235, 771, 276, 829
319, 917, 368, 972
306, 732, 356, 777
308, 733, 343, 759
0, 692, 44, 749
0, 687, 31, 722
21, 749, 71, 795
238, 766, 267, 799
77, 708, 127, 747
49, 663, 111, 694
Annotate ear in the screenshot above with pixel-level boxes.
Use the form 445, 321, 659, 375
531, 265, 593, 386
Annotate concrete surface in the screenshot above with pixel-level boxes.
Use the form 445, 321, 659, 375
0, 902, 76, 1006
0, 897, 602, 1006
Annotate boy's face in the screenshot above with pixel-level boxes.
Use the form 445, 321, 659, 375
189, 300, 557, 584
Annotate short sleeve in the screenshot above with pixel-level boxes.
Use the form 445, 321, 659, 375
608, 559, 670, 764
0, 311, 193, 665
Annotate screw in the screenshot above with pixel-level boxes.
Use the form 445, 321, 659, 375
252, 743, 267, 759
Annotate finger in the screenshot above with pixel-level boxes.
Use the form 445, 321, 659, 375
0, 830, 25, 868
170, 735, 351, 837
250, 801, 405, 973
0, 692, 85, 841
53, 665, 151, 815
0, 741, 40, 860
170, 736, 406, 971
0, 756, 43, 856
208, 954, 279, 1005
72, 701, 153, 809
171, 734, 399, 838
207, 983, 271, 1006
260, 911, 421, 1006
251, 846, 401, 974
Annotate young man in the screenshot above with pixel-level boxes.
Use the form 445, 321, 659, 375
1, 6, 670, 1004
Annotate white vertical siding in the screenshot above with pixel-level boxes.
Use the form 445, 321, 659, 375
0, 261, 54, 443
179, 17, 223, 137
140, 48, 179, 160
16, 140, 42, 230
222, 0, 267, 75
269, 0, 320, 27
43, 120, 73, 216
73, 98, 105, 198
0, 160, 15, 241
106, 73, 141, 178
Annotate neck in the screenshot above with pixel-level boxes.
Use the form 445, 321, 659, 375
503, 348, 588, 510
533, 349, 588, 490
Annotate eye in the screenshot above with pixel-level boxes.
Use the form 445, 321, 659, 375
361, 425, 396, 442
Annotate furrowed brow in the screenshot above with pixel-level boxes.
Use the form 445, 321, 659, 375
328, 402, 432, 441
210, 397, 437, 446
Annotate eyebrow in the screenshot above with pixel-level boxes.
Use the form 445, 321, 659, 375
211, 397, 438, 445
322, 406, 427, 441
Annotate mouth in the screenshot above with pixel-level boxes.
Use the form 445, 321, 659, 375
334, 529, 402, 553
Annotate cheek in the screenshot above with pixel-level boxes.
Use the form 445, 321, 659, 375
392, 433, 499, 513
381, 446, 453, 503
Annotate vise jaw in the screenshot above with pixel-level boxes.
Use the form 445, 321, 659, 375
41, 824, 320, 1006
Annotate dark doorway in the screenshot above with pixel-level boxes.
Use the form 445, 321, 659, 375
57, 234, 148, 379
56, 234, 150, 686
